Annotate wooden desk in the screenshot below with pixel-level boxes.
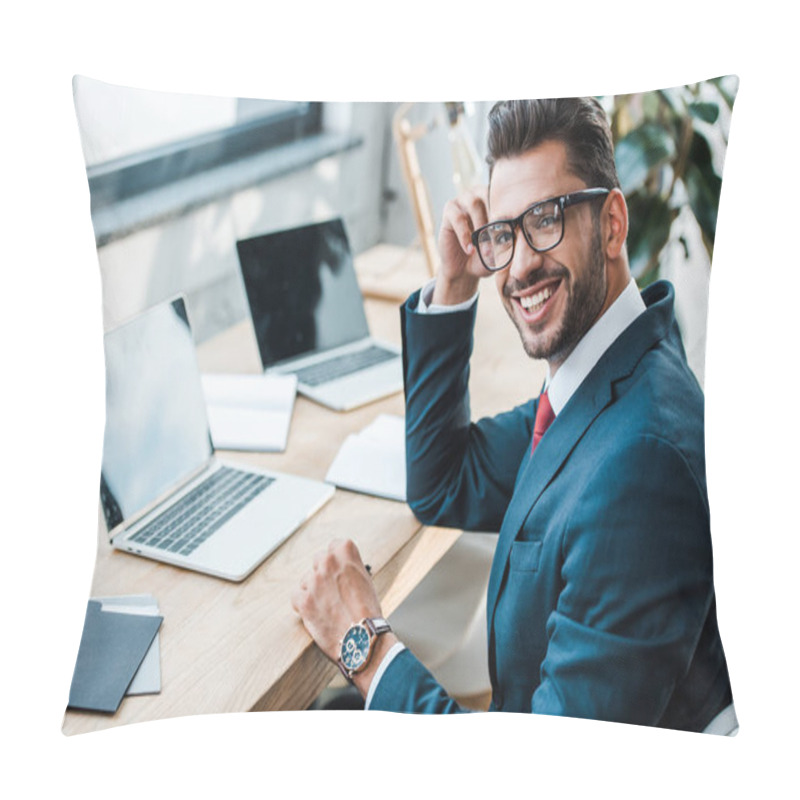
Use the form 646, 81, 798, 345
61, 244, 540, 735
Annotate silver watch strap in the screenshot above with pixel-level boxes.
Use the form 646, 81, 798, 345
364, 617, 391, 636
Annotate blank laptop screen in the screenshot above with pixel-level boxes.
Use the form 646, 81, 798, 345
237, 219, 370, 369
100, 298, 212, 532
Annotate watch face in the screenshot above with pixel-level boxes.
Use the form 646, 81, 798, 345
340, 624, 371, 673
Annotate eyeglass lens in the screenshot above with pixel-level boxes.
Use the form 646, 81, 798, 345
476, 201, 563, 270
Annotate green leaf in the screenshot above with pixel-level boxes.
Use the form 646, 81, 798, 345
625, 192, 674, 282
684, 163, 721, 249
688, 101, 720, 124
615, 123, 676, 194
684, 132, 722, 248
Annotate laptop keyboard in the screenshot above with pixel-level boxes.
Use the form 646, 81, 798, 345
128, 466, 274, 557
295, 345, 397, 387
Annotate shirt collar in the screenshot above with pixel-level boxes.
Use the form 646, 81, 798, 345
546, 278, 645, 415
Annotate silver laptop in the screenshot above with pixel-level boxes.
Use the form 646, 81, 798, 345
99, 297, 334, 582
236, 219, 403, 411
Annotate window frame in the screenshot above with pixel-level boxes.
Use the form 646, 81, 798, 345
87, 102, 323, 212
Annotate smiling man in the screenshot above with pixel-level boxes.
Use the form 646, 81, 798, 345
292, 98, 736, 733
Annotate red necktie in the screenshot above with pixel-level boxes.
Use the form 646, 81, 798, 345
531, 390, 555, 453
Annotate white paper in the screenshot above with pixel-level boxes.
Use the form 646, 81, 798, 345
325, 414, 406, 501
94, 594, 161, 696
359, 413, 405, 444
201, 373, 297, 452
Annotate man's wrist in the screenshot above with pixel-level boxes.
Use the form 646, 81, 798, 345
431, 273, 481, 306
350, 631, 400, 698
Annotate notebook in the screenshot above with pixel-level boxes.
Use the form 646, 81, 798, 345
325, 414, 406, 501
236, 218, 403, 411
100, 297, 334, 582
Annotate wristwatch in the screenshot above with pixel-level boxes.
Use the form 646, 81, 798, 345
337, 617, 392, 682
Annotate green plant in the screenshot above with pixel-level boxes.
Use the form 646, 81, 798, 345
609, 77, 738, 287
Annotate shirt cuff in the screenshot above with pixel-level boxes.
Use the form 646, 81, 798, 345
417, 278, 479, 314
364, 641, 407, 709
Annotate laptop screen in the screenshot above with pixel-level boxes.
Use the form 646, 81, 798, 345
237, 218, 370, 369
100, 298, 213, 532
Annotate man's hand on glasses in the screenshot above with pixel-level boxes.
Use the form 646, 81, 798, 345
432, 187, 492, 307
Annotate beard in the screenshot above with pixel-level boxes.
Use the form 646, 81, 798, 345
504, 224, 607, 365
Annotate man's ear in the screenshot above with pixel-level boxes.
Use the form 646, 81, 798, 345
604, 188, 628, 260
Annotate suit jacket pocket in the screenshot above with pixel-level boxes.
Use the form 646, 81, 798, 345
509, 540, 543, 573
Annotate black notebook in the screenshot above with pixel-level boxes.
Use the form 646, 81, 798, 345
68, 600, 163, 713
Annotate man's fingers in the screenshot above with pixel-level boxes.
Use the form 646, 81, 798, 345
442, 200, 475, 254
312, 550, 326, 573
462, 191, 489, 230
442, 191, 489, 252
341, 538, 362, 563
295, 539, 374, 614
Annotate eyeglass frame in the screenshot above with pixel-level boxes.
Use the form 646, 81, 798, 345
470, 187, 611, 272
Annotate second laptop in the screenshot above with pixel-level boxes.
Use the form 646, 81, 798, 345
237, 219, 403, 412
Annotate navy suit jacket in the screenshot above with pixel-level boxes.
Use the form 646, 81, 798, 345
371, 281, 733, 731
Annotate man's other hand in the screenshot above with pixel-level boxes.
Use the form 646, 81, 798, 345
291, 538, 387, 663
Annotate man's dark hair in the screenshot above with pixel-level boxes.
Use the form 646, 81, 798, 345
486, 98, 620, 191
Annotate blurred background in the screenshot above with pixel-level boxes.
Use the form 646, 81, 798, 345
74, 75, 737, 386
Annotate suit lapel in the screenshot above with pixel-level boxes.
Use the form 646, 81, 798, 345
485, 372, 614, 621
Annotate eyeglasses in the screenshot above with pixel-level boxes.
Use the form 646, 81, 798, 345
471, 187, 610, 272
